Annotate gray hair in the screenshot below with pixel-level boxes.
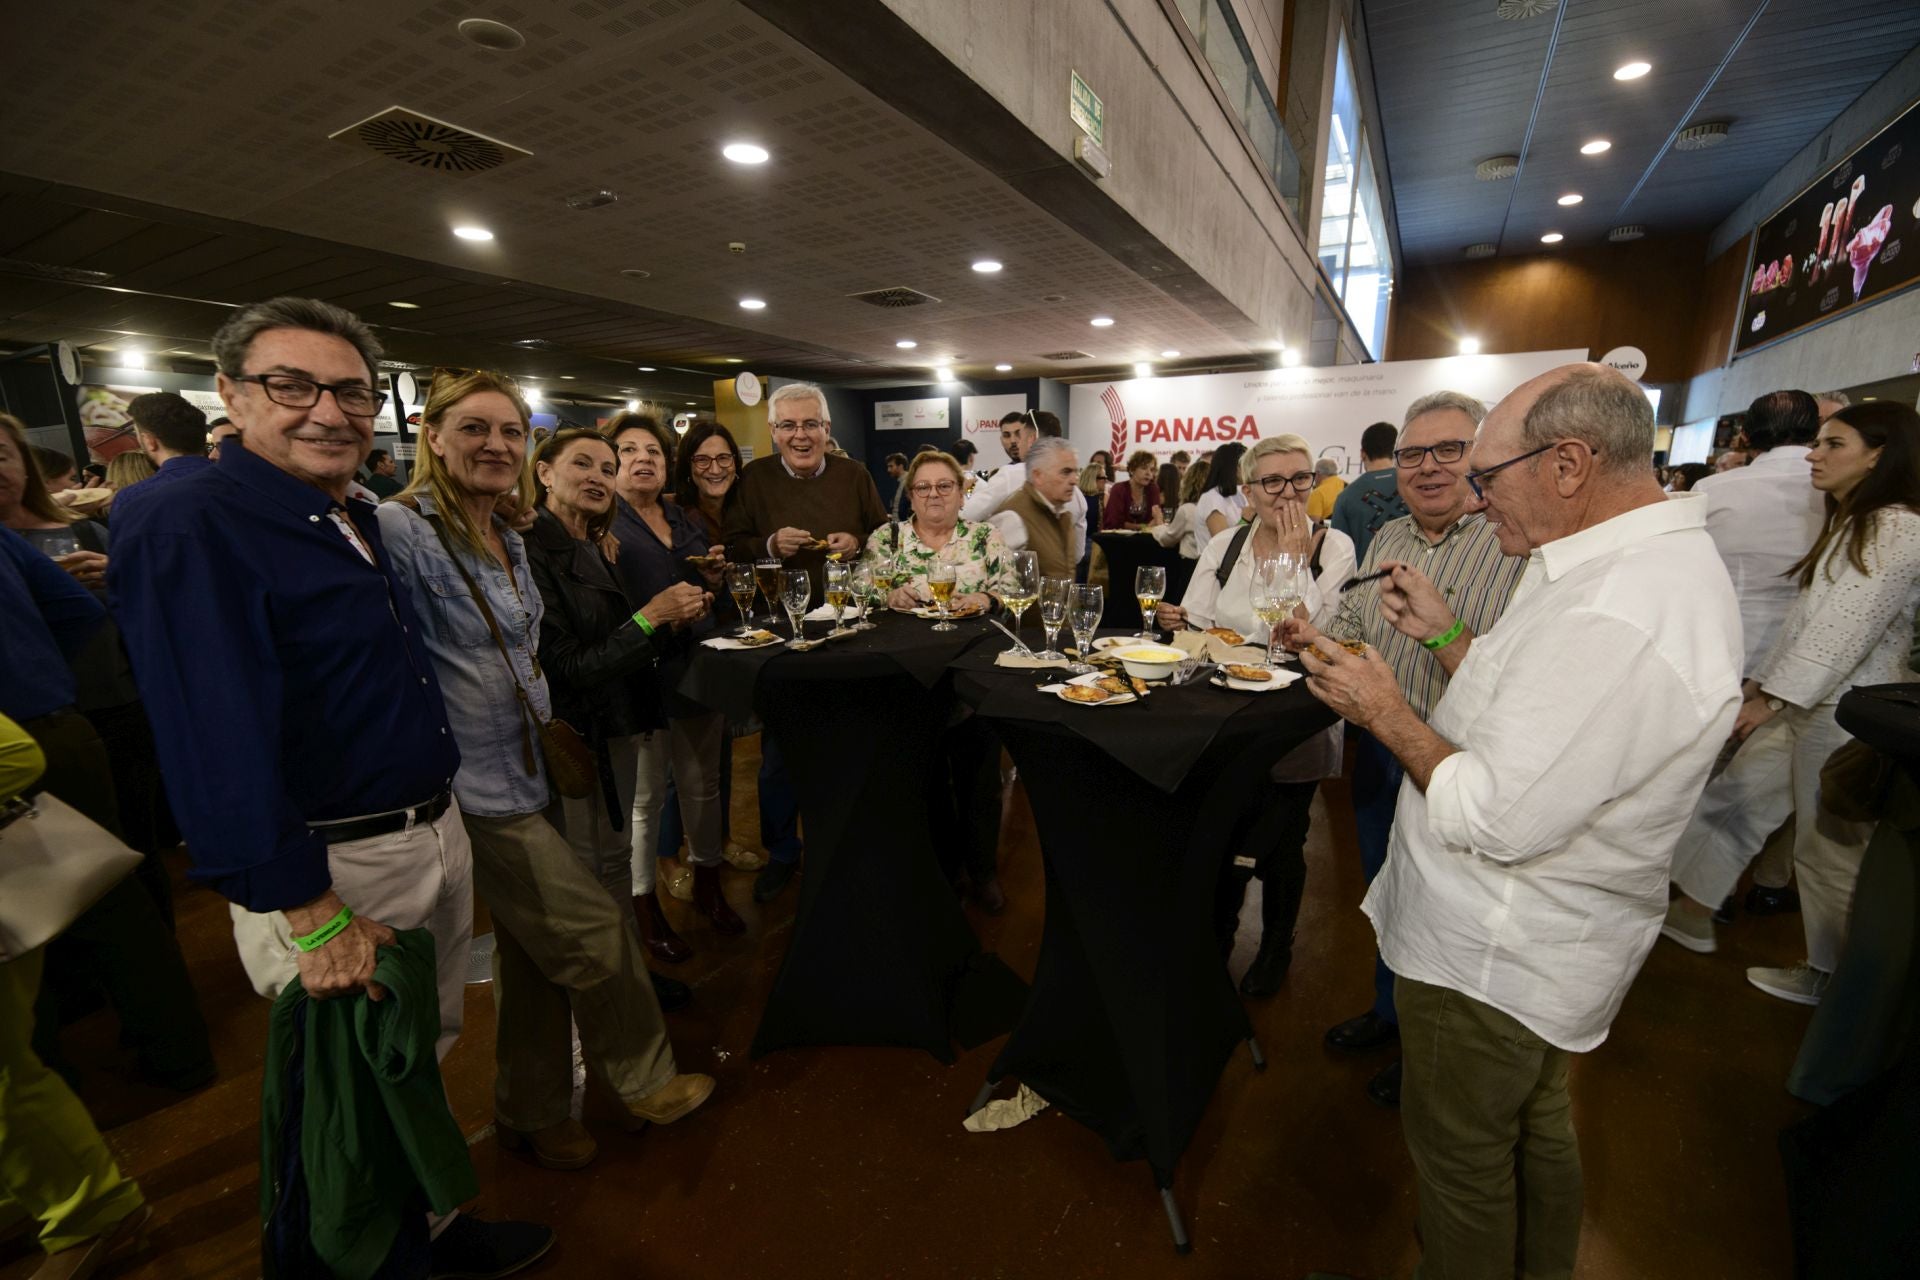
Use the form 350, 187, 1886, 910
1813, 390, 1851, 410
1521, 366, 1653, 476
767, 381, 830, 423
1403, 389, 1487, 429
1024, 436, 1076, 475
211, 296, 381, 382
1314, 457, 1340, 477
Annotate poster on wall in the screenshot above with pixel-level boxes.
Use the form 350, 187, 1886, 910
1067, 350, 1588, 477
1738, 94, 1920, 353
959, 394, 1026, 469
875, 397, 949, 432
74, 384, 227, 462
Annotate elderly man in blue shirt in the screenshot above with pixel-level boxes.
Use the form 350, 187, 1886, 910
109, 296, 553, 1277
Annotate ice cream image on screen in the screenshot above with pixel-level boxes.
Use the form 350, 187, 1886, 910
1847, 204, 1894, 299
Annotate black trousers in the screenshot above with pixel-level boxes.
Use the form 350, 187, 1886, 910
1214, 779, 1317, 950
26, 710, 212, 1087
82, 700, 178, 928
927, 714, 1004, 887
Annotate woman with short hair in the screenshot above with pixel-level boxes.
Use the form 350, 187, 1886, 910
1102, 449, 1164, 529
864, 451, 1016, 610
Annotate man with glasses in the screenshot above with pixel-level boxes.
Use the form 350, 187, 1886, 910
1297, 364, 1741, 1278
109, 297, 555, 1276
1286, 390, 1526, 1108
1329, 421, 1407, 563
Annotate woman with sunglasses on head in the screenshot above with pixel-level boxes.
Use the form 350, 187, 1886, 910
606, 413, 743, 954
1156, 434, 1357, 997
377, 374, 713, 1173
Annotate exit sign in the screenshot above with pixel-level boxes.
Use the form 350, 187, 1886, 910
1070, 71, 1104, 147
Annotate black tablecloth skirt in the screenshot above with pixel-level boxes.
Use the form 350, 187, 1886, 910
1093, 533, 1186, 631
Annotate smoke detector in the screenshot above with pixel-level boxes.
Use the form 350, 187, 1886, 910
1463, 243, 1498, 259
1675, 121, 1731, 151
330, 107, 531, 173
1475, 155, 1520, 182
1607, 225, 1648, 242
1497, 1, 1554, 18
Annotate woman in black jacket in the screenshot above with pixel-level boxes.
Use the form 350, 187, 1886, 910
524, 429, 710, 966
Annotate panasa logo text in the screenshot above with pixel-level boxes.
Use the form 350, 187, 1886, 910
1099, 383, 1262, 446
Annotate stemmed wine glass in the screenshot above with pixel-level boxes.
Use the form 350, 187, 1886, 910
754, 558, 782, 626
824, 561, 854, 636
1000, 550, 1040, 657
1251, 556, 1306, 670
928, 560, 958, 632
780, 568, 812, 642
1067, 583, 1104, 674
1037, 576, 1071, 661
849, 562, 877, 631
1134, 564, 1166, 642
725, 563, 757, 637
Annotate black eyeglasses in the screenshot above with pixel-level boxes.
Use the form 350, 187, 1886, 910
1464, 442, 1560, 499
1253, 471, 1317, 495
1394, 440, 1471, 469
234, 373, 387, 417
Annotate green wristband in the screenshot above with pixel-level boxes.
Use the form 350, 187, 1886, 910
293, 905, 354, 952
1422, 619, 1466, 651
632, 611, 656, 636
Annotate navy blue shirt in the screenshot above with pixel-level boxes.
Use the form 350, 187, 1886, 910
108, 441, 459, 913
1329, 468, 1410, 566
0, 526, 105, 721
107, 453, 211, 543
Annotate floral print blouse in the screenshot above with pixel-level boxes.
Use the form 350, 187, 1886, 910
859, 517, 1018, 601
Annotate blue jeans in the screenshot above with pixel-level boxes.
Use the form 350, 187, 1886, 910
759, 735, 803, 864
1350, 727, 1403, 1024
657, 727, 733, 859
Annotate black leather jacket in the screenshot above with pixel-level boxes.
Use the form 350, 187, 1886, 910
523, 508, 665, 743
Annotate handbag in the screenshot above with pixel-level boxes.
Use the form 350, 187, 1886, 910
423, 514, 596, 799
0, 792, 143, 962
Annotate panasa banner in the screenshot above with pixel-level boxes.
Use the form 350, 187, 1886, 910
1068, 350, 1588, 477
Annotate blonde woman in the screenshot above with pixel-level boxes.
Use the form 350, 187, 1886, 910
376, 369, 713, 1171
104, 451, 156, 493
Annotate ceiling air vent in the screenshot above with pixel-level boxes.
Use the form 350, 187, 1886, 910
1496, 0, 1553, 18
1474, 155, 1520, 182
1675, 121, 1731, 151
1608, 225, 1648, 242
1039, 350, 1092, 361
329, 107, 532, 173
848, 286, 940, 309
0, 257, 114, 285
1463, 243, 1498, 259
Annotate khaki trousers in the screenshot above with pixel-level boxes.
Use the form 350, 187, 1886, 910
1397, 976, 1582, 1280
630, 712, 728, 895
231, 797, 473, 1060
461, 810, 676, 1131
551, 734, 642, 902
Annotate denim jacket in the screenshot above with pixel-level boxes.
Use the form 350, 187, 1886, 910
375, 495, 552, 817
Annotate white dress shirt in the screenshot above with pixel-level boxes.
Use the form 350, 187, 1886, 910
987, 486, 1087, 567
964, 461, 1089, 560
1693, 445, 1826, 675
1364, 494, 1742, 1052
1759, 506, 1920, 709
1194, 489, 1247, 537
1152, 502, 1206, 559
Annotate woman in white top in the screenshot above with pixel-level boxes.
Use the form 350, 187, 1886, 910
1665, 401, 1920, 1005
1193, 441, 1250, 540
1155, 434, 1358, 998
1152, 463, 1217, 560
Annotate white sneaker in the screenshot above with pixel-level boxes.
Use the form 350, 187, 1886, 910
1746, 962, 1829, 1006
1659, 900, 1717, 954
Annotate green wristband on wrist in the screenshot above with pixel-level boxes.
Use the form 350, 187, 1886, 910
1422, 619, 1466, 651
632, 611, 655, 636
293, 905, 354, 952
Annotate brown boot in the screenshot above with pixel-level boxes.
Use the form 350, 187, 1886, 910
632, 891, 691, 963
693, 865, 746, 935
613, 1073, 716, 1130
495, 1117, 597, 1170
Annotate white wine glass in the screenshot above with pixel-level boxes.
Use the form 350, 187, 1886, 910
780, 568, 812, 641
1000, 550, 1040, 656
849, 562, 876, 631
1250, 557, 1291, 670
725, 563, 757, 637
1067, 583, 1103, 674
1037, 576, 1071, 661
1134, 564, 1166, 642
824, 561, 854, 635
928, 560, 958, 632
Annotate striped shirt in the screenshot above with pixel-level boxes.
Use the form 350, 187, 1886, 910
1327, 512, 1526, 719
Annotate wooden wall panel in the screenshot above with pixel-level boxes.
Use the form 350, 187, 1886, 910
1689, 233, 1752, 378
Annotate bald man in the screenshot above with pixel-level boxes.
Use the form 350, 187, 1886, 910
1295, 364, 1741, 1277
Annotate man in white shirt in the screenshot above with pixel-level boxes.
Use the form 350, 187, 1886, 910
960, 410, 1086, 557
1300, 364, 1742, 1278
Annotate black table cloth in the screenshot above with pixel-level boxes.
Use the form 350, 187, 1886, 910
953, 645, 1335, 1241
1092, 532, 1187, 630
678, 612, 1028, 1061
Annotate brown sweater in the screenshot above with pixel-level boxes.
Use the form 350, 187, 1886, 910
721, 453, 888, 588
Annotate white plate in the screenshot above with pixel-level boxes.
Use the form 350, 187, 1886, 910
1043, 672, 1139, 706
1211, 668, 1299, 693
1090, 634, 1151, 652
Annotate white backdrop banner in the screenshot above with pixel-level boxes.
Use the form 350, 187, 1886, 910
1068, 350, 1588, 477
875, 397, 949, 432
959, 394, 1026, 469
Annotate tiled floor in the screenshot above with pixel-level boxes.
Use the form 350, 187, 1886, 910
5, 745, 1812, 1279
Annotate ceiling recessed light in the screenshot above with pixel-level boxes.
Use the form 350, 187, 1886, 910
620, 268, 652, 280
1133, 362, 1152, 377
122, 349, 147, 369
638, 366, 656, 372
1557, 193, 1583, 206
525, 386, 544, 403
1090, 316, 1115, 327
738, 298, 766, 310
625, 400, 639, 411
971, 259, 1003, 273
935, 366, 955, 382
1160, 349, 1181, 358
1580, 139, 1611, 156
1613, 61, 1651, 80
723, 358, 743, 364
452, 225, 494, 241
1280, 348, 1302, 368
685, 401, 697, 406
1459, 337, 1482, 355
896, 339, 918, 349
456, 18, 525, 50
1540, 232, 1565, 244
560, 375, 574, 379
994, 363, 1012, 372
722, 142, 769, 165
388, 300, 421, 309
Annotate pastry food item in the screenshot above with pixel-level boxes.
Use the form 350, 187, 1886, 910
1205, 627, 1245, 647
1061, 684, 1111, 704
1129, 676, 1150, 696
1339, 639, 1369, 656
946, 601, 985, 618
1094, 675, 1133, 697
1224, 664, 1273, 682
737, 629, 779, 647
